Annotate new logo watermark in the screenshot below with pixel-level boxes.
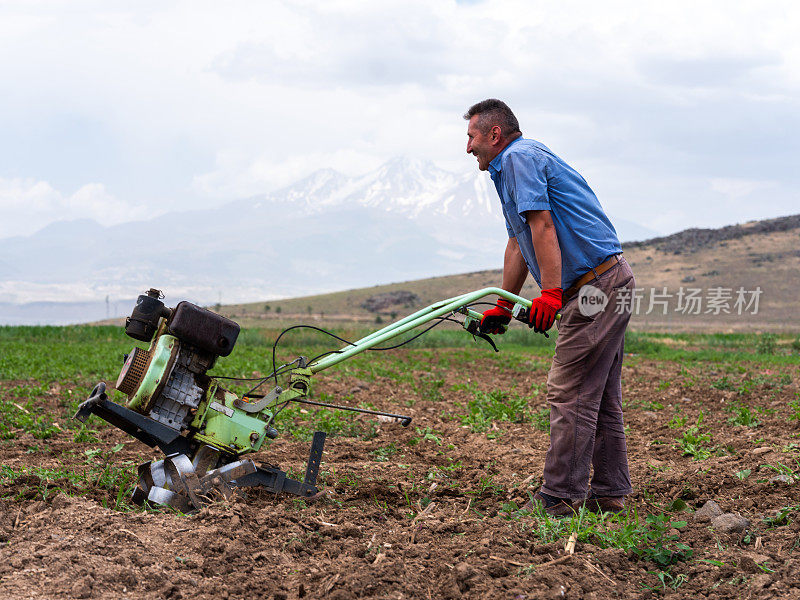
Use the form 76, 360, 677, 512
575, 286, 763, 317
578, 284, 608, 317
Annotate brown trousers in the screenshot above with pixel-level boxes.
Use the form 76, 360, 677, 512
541, 257, 635, 499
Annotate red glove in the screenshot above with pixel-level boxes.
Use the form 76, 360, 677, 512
528, 288, 563, 332
480, 298, 514, 334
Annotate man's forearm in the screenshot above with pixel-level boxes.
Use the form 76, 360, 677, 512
527, 210, 562, 290
501, 238, 528, 295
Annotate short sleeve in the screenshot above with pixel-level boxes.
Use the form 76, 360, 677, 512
504, 151, 550, 217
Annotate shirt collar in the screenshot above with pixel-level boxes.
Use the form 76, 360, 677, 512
488, 136, 522, 177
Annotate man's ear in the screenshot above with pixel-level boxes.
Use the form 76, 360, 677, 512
490, 125, 502, 143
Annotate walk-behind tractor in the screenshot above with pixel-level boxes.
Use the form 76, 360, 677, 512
75, 287, 539, 512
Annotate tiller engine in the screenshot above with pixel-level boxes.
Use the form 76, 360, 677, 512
75, 286, 538, 512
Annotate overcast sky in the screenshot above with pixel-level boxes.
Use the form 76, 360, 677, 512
0, 0, 797, 240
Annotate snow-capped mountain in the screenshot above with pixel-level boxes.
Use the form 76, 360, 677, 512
242, 157, 498, 224
0, 157, 658, 324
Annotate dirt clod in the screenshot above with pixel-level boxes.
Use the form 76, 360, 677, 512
71, 576, 94, 599
693, 500, 723, 522
739, 556, 760, 573
711, 513, 750, 534
750, 573, 773, 590
487, 561, 509, 578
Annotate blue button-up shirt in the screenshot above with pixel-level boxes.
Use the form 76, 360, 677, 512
488, 137, 621, 290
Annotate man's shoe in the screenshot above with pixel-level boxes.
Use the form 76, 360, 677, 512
583, 492, 626, 514
523, 491, 577, 518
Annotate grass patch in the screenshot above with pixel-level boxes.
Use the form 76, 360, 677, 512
412, 373, 445, 403
0, 445, 139, 511
727, 404, 759, 427
533, 407, 550, 432
790, 398, 800, 422
763, 504, 800, 528
503, 500, 693, 568
275, 393, 378, 441
674, 412, 713, 460
459, 388, 532, 434
0, 396, 62, 441
371, 442, 399, 462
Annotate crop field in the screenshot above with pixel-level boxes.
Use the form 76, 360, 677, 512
1, 325, 800, 599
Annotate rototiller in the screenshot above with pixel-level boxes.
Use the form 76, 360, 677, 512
74, 287, 538, 511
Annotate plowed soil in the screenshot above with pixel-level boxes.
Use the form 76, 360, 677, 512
2, 351, 800, 599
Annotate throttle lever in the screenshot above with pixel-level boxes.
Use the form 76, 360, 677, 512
512, 303, 561, 338
464, 316, 501, 351
475, 331, 499, 352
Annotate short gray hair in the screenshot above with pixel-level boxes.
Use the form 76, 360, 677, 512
463, 99, 521, 137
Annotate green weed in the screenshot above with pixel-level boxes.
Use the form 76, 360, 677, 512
0, 446, 138, 511
511, 501, 693, 568
713, 372, 792, 396
414, 426, 442, 445
674, 413, 713, 460
643, 400, 665, 411
763, 504, 800, 528
727, 404, 759, 428
643, 570, 688, 591
756, 333, 777, 355
412, 374, 445, 403
762, 459, 799, 482
711, 376, 735, 391
0, 397, 61, 441
667, 414, 687, 429
459, 389, 532, 433
700, 559, 725, 567
73, 425, 101, 443
533, 407, 550, 432
371, 442, 399, 462
790, 398, 800, 421
469, 474, 505, 497
276, 393, 378, 440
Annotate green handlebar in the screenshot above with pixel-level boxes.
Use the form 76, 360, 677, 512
308, 288, 541, 374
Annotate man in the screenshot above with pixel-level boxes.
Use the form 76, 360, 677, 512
465, 99, 635, 517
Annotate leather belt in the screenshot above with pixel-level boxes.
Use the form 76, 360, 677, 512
563, 255, 621, 300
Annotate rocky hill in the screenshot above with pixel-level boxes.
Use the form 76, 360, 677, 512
626, 214, 800, 255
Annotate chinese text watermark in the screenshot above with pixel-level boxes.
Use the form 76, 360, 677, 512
613, 286, 762, 315
577, 286, 763, 317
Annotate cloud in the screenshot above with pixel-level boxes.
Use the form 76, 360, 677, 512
0, 178, 148, 238
710, 177, 777, 200
192, 149, 385, 199
641, 55, 781, 88
0, 0, 799, 240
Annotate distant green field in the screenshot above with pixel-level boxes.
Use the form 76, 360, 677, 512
1, 325, 798, 387
2, 324, 797, 446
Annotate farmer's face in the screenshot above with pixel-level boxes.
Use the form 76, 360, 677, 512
466, 115, 500, 171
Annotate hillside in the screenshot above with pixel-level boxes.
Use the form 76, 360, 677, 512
225, 214, 800, 332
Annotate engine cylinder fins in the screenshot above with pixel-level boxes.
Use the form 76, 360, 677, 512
131, 446, 256, 512
148, 364, 205, 430
116, 347, 152, 396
